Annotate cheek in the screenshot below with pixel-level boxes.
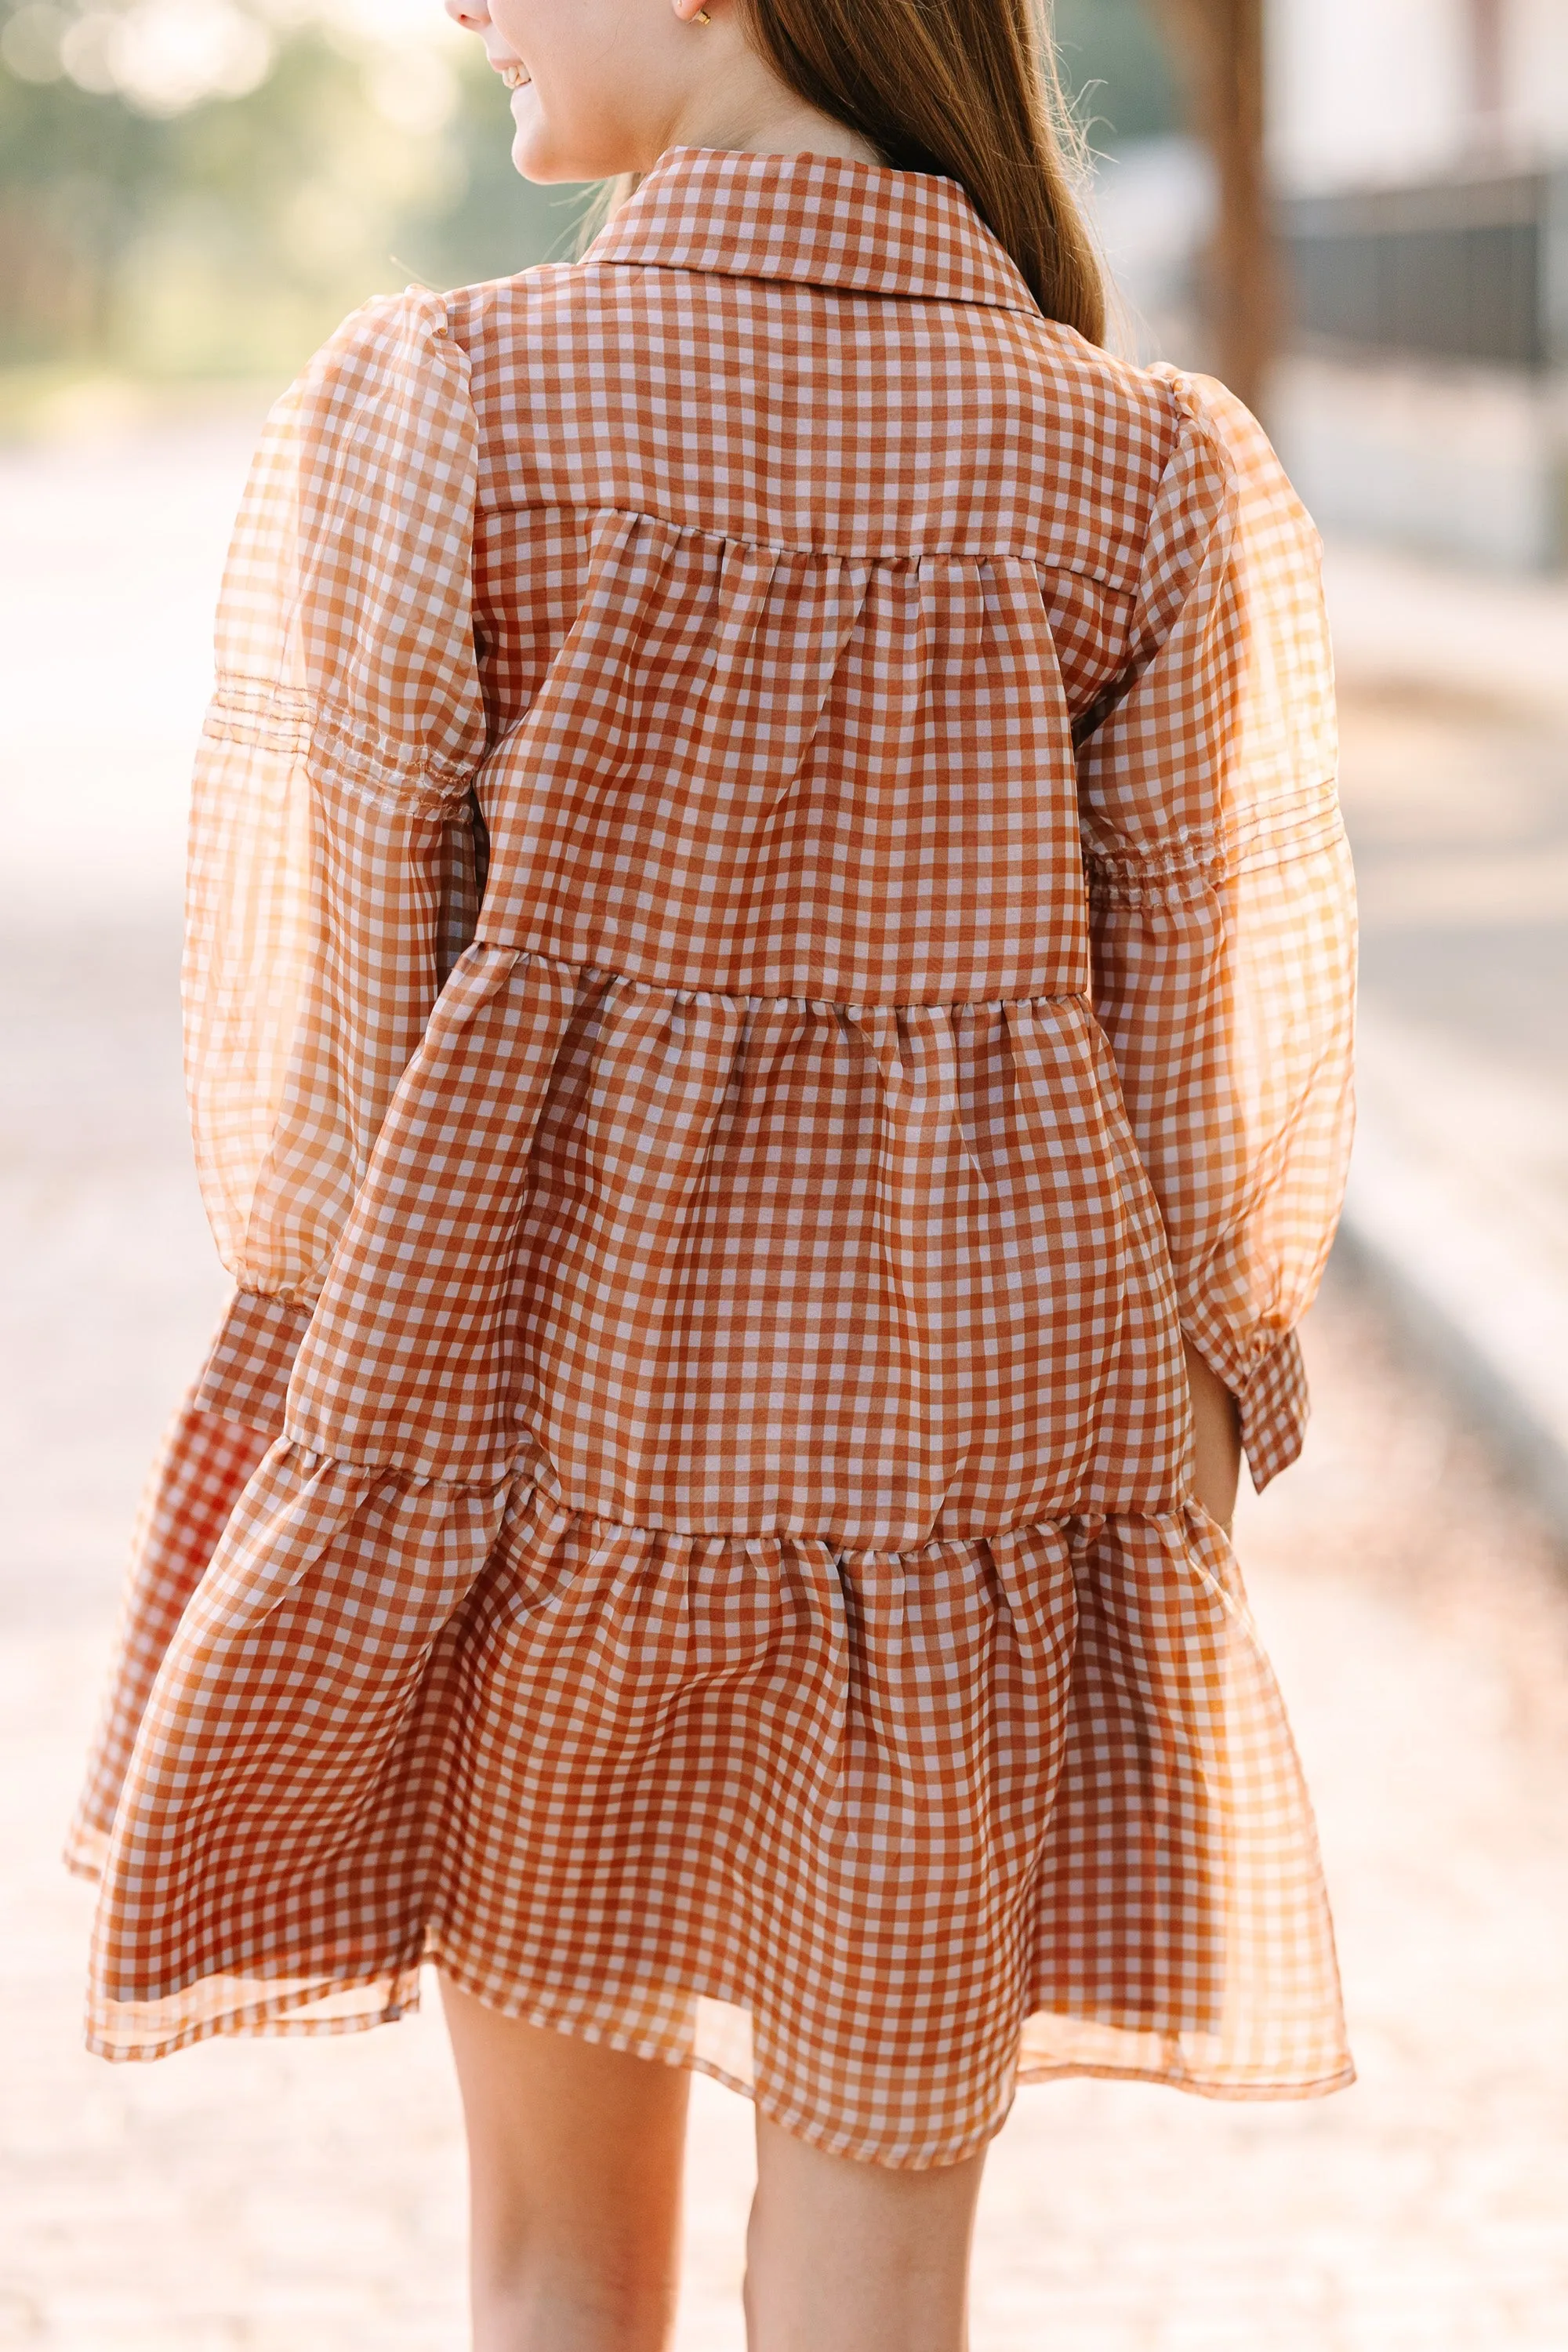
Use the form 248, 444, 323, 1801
484, 0, 537, 55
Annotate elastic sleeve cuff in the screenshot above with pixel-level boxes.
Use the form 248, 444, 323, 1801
192, 1289, 314, 1437
1236, 1329, 1309, 1491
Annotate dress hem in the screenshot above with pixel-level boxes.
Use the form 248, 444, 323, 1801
71, 1450, 1356, 2169
70, 1912, 1356, 2168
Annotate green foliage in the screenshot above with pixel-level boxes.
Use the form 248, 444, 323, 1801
1051, 0, 1181, 151
0, 10, 590, 378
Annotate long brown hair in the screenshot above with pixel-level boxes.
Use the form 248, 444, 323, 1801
739, 0, 1104, 341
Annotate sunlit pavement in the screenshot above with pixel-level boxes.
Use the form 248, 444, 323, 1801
4, 417, 1568, 2348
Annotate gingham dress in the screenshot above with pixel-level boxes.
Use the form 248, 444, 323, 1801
71, 147, 1357, 2166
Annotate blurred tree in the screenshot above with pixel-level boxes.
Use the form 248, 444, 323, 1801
1050, 0, 1180, 151
0, 3, 587, 379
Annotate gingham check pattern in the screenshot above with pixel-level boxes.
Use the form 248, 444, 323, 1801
70, 148, 1356, 2162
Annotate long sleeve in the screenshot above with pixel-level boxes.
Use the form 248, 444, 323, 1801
1076, 370, 1356, 1488
183, 288, 488, 1425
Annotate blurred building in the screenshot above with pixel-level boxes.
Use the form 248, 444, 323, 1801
1270, 0, 1568, 568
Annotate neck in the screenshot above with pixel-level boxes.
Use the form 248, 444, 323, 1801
652, 37, 881, 169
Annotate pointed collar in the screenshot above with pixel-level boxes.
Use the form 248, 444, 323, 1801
583, 145, 1040, 314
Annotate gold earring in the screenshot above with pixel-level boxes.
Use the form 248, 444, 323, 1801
694, 6, 712, 18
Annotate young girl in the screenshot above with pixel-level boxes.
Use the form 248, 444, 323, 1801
71, 3, 1356, 2345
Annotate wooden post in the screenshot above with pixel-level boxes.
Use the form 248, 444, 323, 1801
1147, 0, 1276, 416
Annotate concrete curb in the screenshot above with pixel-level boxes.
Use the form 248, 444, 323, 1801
1332, 1035, 1568, 1542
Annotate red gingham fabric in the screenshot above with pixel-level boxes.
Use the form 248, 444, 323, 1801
70, 147, 1356, 2163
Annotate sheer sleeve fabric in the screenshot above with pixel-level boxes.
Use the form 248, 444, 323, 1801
1076, 370, 1356, 1489
183, 289, 488, 1418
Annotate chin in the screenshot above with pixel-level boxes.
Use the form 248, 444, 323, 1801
510, 130, 582, 185
508, 96, 589, 186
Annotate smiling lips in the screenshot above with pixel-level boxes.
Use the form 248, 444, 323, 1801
496, 60, 532, 88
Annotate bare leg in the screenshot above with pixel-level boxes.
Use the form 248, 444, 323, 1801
440, 1976, 689, 2352
743, 2112, 987, 2352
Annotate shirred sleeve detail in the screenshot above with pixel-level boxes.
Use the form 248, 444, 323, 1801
1076, 370, 1356, 1490
184, 289, 488, 1324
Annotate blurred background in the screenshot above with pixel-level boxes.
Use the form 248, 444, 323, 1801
4, 0, 1566, 569
4, 4, 1568, 2347
0, 0, 580, 404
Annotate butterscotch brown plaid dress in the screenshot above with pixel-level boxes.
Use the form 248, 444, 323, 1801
70, 147, 1356, 2165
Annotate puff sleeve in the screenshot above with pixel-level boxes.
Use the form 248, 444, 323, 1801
182, 289, 488, 1423
1076, 371, 1356, 1488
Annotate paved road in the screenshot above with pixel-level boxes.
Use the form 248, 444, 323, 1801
4, 418, 1568, 2348
1323, 546, 1568, 1525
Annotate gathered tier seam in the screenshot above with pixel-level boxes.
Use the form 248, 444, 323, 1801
270, 1439, 1196, 1568
461, 935, 1093, 1019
